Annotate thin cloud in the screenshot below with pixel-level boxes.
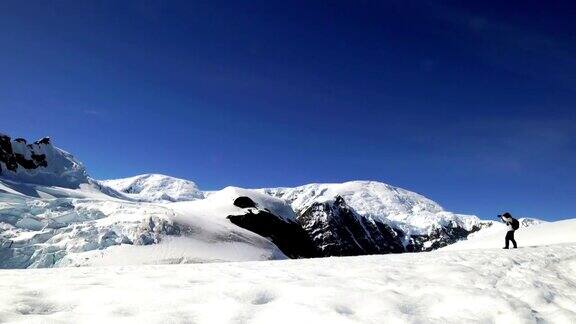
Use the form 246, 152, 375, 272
83, 109, 104, 116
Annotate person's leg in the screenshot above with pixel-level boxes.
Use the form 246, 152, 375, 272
510, 231, 517, 248
504, 231, 511, 249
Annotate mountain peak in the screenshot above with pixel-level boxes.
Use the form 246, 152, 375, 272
260, 180, 479, 235
101, 173, 204, 202
0, 133, 88, 188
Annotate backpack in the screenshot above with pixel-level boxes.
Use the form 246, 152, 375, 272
511, 218, 520, 230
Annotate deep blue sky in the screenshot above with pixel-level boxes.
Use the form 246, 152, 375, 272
1, 1, 575, 220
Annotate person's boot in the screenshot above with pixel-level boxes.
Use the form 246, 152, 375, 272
502, 247, 509, 249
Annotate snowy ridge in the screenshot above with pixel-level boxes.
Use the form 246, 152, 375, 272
0, 134, 88, 188
101, 174, 204, 202
260, 181, 481, 235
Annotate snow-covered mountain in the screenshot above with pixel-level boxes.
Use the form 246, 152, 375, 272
260, 182, 488, 254
1, 133, 549, 268
0, 133, 88, 187
0, 183, 288, 268
101, 174, 204, 202
0, 135, 289, 268
261, 181, 483, 234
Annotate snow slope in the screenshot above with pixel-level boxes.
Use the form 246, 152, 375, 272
0, 185, 287, 268
261, 181, 482, 235
69, 187, 296, 266
1, 240, 574, 323
101, 174, 204, 202
443, 218, 575, 251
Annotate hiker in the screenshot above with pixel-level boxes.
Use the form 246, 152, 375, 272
498, 212, 519, 249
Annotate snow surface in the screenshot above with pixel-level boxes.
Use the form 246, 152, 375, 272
101, 174, 204, 202
0, 225, 574, 323
443, 218, 573, 251
261, 181, 482, 235
0, 184, 286, 268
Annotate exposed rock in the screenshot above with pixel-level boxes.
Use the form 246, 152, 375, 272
0, 134, 48, 173
406, 222, 483, 252
297, 195, 481, 256
233, 196, 257, 209
0, 134, 18, 173
227, 209, 320, 258
37, 137, 51, 145
298, 196, 405, 256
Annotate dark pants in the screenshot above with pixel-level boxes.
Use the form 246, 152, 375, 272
505, 230, 517, 248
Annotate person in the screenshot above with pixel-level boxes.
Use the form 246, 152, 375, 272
498, 212, 518, 249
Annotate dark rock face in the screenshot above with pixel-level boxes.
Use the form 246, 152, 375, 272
37, 137, 51, 145
406, 223, 483, 252
227, 195, 482, 259
233, 196, 257, 209
0, 134, 49, 174
227, 209, 320, 258
297, 196, 481, 256
298, 196, 405, 256
0, 134, 18, 173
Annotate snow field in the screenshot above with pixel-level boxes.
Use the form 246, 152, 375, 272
443, 218, 576, 251
0, 243, 574, 324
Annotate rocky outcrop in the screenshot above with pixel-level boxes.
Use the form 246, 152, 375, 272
227, 197, 320, 258
233, 196, 257, 209
225, 194, 483, 258
0, 133, 87, 187
298, 196, 405, 256
0, 134, 49, 174
297, 196, 482, 256
406, 222, 484, 252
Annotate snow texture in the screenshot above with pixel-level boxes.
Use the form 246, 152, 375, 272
0, 220, 574, 323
